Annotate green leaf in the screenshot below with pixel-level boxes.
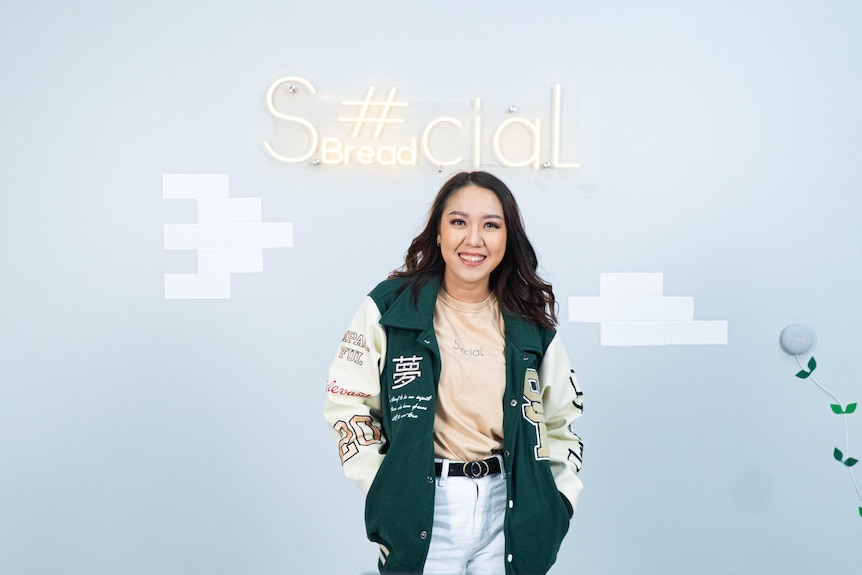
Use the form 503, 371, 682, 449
795, 370, 810, 379
808, 357, 817, 371
846, 458, 859, 467
834, 448, 844, 461
831, 404, 844, 414
846, 403, 858, 414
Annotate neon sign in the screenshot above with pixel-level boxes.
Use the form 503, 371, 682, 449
263, 76, 581, 171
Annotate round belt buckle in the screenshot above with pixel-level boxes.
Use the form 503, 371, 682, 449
468, 460, 490, 478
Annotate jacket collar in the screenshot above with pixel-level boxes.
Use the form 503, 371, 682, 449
503, 310, 544, 355
380, 275, 545, 355
379, 276, 440, 330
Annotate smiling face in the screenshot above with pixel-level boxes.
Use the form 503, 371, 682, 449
436, 184, 507, 302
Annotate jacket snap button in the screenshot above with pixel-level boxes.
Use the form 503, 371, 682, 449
424, 339, 431, 344
522, 356, 529, 361
420, 530, 428, 539
508, 499, 514, 508
503, 450, 510, 457
510, 399, 518, 407
507, 554, 513, 562
427, 476, 434, 484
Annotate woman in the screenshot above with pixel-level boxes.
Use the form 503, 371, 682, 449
324, 171, 583, 575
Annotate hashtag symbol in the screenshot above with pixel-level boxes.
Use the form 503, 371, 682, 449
338, 86, 408, 138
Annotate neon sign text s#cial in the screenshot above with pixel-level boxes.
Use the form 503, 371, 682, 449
263, 76, 581, 171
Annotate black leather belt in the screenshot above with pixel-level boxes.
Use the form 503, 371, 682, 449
435, 456, 502, 478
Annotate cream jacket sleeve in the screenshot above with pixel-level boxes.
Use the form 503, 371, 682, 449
539, 333, 585, 513
323, 296, 388, 494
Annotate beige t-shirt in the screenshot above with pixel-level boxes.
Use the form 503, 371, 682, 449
432, 289, 506, 462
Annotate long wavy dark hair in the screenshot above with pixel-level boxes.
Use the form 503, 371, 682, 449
390, 171, 557, 328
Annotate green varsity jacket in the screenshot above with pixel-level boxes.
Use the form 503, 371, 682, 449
325, 277, 584, 575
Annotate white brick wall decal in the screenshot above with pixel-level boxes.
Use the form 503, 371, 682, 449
163, 174, 292, 299
569, 273, 728, 346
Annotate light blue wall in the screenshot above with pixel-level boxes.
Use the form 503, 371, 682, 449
2, 1, 861, 573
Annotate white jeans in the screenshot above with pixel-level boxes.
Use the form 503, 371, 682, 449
423, 459, 507, 575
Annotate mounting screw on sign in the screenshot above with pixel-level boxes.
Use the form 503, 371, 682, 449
779, 324, 816, 355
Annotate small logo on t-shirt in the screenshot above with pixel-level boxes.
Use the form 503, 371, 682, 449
453, 339, 485, 357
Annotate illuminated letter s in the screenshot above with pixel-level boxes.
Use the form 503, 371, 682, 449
264, 76, 320, 163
